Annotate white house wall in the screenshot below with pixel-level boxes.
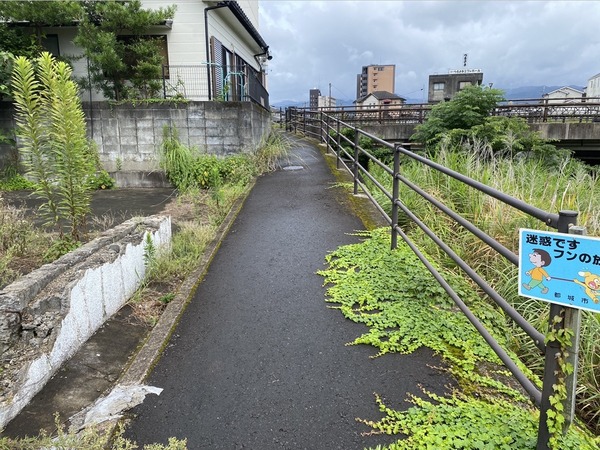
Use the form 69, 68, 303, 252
143, 0, 261, 71
237, 0, 259, 29
209, 9, 261, 71
587, 75, 600, 99
144, 0, 206, 66
36, 27, 106, 101
35, 1, 263, 101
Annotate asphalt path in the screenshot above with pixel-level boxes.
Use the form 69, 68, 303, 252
124, 135, 451, 449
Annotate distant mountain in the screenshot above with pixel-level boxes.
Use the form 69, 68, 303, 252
499, 85, 585, 100
271, 98, 356, 109
271, 85, 586, 109
270, 100, 306, 109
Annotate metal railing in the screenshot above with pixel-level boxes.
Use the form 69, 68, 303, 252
302, 97, 600, 127
162, 65, 210, 100
161, 64, 269, 109
287, 107, 584, 450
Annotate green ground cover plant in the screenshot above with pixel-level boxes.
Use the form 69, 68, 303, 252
319, 229, 599, 449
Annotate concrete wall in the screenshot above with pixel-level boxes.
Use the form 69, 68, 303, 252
529, 122, 600, 141
0, 216, 171, 429
0, 101, 271, 186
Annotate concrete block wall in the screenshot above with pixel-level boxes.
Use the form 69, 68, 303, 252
84, 101, 271, 174
0, 215, 171, 429
0, 101, 271, 186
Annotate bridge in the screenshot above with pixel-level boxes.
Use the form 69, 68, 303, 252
290, 98, 600, 164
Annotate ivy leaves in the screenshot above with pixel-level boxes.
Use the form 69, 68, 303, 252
319, 228, 599, 449
319, 228, 500, 366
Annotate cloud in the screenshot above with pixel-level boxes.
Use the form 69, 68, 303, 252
260, 0, 600, 103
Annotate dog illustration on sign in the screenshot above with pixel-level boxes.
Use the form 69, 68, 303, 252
522, 248, 552, 294
574, 271, 600, 303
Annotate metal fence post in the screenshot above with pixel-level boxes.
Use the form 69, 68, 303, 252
321, 111, 326, 145
391, 144, 401, 250
353, 128, 359, 195
336, 120, 341, 170
564, 225, 585, 428
302, 110, 306, 134
162, 65, 167, 99
537, 210, 578, 450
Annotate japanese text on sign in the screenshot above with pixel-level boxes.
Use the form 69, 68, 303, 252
519, 228, 600, 313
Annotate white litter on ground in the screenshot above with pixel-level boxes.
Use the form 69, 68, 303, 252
69, 384, 163, 430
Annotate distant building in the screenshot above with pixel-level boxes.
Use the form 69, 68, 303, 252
309, 88, 321, 110
356, 91, 405, 109
318, 96, 336, 109
308, 89, 336, 110
586, 73, 600, 100
542, 86, 584, 104
427, 69, 483, 103
356, 65, 395, 100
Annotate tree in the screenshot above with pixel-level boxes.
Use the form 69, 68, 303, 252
74, 0, 175, 100
11, 52, 96, 241
412, 85, 505, 146
0, 1, 82, 47
0, 1, 83, 98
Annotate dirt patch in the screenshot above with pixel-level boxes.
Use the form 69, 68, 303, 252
1, 188, 217, 327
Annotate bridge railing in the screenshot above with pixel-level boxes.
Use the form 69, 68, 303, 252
299, 97, 600, 127
286, 107, 583, 450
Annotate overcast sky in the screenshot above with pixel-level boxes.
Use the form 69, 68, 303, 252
259, 0, 600, 104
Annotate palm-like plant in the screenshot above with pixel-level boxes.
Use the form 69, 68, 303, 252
11, 52, 95, 241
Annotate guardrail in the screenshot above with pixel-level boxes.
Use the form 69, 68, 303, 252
287, 107, 584, 450
300, 97, 600, 126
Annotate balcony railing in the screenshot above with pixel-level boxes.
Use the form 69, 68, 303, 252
161, 63, 269, 109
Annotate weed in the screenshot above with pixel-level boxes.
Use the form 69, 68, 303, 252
319, 229, 599, 449
43, 236, 80, 262
0, 416, 188, 449
159, 292, 175, 304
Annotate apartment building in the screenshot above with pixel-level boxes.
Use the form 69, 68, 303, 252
309, 88, 321, 110
356, 64, 395, 100
427, 69, 483, 103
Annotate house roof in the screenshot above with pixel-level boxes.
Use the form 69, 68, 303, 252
370, 91, 406, 100
356, 91, 406, 103
543, 86, 584, 97
216, 1, 269, 54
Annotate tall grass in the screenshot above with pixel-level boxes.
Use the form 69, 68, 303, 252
160, 126, 290, 192
368, 142, 600, 432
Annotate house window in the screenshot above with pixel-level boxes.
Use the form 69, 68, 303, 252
433, 82, 445, 91
458, 81, 472, 90
41, 34, 60, 57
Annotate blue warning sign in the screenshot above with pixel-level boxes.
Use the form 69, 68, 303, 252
519, 228, 600, 313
